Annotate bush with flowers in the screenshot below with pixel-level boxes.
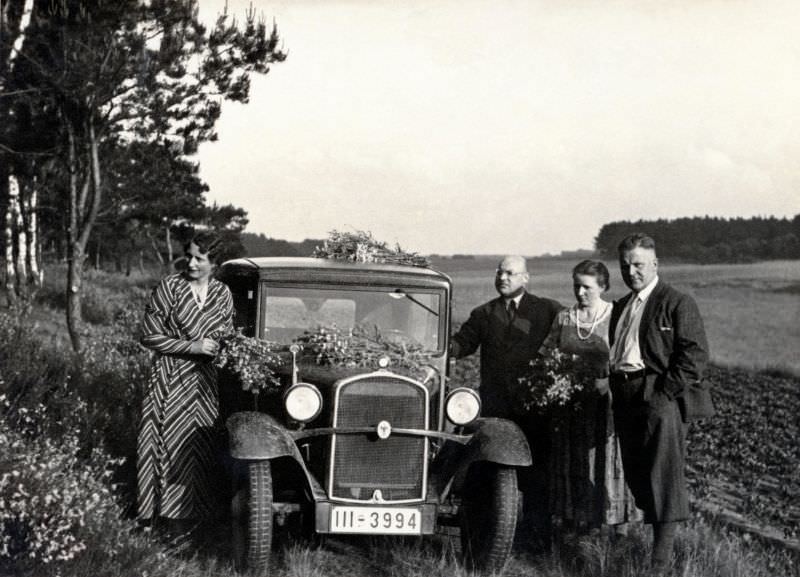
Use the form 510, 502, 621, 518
515, 347, 597, 412
0, 393, 135, 573
0, 301, 150, 517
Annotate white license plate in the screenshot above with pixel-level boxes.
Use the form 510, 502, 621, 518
330, 506, 422, 535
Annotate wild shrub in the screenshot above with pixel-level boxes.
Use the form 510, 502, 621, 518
0, 311, 131, 439
0, 311, 73, 420
0, 300, 150, 512
0, 395, 136, 574
35, 266, 152, 327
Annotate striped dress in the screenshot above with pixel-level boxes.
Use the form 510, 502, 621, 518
137, 273, 233, 521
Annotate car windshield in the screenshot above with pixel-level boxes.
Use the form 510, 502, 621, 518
261, 284, 443, 352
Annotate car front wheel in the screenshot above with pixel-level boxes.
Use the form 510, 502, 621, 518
459, 461, 519, 572
231, 460, 273, 572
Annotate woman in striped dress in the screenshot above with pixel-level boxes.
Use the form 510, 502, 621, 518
137, 231, 233, 538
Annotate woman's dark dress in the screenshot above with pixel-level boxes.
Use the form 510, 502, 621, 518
539, 304, 641, 529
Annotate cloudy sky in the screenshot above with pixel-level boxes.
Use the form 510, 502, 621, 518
196, 0, 800, 256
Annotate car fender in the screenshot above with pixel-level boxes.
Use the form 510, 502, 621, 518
462, 417, 532, 466
227, 411, 300, 460
226, 411, 327, 500
430, 417, 531, 498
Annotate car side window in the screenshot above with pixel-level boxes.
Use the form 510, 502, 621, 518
227, 278, 258, 336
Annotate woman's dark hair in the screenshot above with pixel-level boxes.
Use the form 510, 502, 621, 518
184, 230, 225, 265
572, 259, 610, 291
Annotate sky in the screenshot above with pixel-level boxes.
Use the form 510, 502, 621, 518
196, 0, 800, 256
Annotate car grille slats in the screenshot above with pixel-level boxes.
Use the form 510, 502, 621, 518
331, 376, 427, 502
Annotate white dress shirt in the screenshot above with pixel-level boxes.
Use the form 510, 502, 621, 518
610, 276, 659, 372
504, 293, 524, 311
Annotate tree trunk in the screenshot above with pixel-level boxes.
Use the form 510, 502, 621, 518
1, 0, 35, 302
23, 180, 42, 289
146, 229, 165, 268
1, 0, 36, 306
65, 113, 105, 353
6, 0, 35, 69
4, 174, 19, 305
165, 224, 174, 273
65, 119, 84, 352
13, 176, 28, 300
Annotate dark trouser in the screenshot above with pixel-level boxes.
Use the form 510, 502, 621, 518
515, 413, 551, 534
611, 373, 690, 524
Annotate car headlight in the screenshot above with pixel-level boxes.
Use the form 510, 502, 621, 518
445, 387, 481, 426
284, 383, 322, 422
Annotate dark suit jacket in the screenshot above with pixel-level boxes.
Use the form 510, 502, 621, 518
452, 291, 562, 418
609, 281, 714, 422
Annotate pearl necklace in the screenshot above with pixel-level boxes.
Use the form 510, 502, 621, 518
573, 302, 609, 341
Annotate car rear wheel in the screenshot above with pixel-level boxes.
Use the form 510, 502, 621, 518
459, 462, 519, 572
231, 460, 273, 572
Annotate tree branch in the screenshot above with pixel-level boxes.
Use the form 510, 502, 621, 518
0, 143, 57, 157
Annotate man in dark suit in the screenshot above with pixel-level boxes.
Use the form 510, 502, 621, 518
609, 233, 713, 573
451, 254, 562, 544
451, 254, 563, 416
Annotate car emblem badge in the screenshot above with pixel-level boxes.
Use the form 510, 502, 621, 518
372, 489, 384, 502
376, 420, 392, 439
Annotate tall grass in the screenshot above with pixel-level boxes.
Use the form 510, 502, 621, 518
52, 520, 796, 577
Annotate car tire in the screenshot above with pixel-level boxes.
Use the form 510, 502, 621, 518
459, 461, 519, 572
231, 460, 273, 572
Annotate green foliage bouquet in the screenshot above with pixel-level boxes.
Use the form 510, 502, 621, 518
312, 229, 431, 268
215, 330, 285, 394
296, 324, 434, 372
516, 348, 595, 412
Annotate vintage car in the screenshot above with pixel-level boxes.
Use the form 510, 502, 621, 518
216, 257, 532, 572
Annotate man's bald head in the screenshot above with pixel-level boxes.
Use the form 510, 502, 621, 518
494, 255, 529, 298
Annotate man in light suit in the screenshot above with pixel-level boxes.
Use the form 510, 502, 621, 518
609, 233, 714, 573
451, 255, 562, 545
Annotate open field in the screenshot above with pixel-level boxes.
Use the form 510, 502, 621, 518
436, 257, 800, 375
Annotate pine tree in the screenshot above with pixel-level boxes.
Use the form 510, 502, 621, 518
2, 0, 285, 351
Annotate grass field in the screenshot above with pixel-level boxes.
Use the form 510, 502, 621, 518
1, 260, 799, 577
435, 257, 800, 375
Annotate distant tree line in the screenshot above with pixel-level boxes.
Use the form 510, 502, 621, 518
595, 215, 800, 262
239, 233, 323, 258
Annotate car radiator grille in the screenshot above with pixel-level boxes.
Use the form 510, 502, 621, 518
331, 375, 427, 502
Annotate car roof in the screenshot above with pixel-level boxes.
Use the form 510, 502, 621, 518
219, 257, 452, 284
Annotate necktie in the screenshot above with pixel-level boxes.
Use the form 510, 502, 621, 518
507, 300, 517, 324
612, 296, 641, 366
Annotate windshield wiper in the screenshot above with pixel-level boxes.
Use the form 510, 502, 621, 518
388, 289, 439, 317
